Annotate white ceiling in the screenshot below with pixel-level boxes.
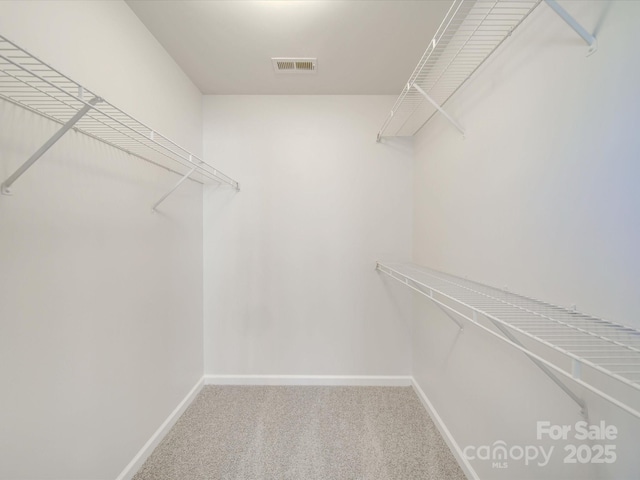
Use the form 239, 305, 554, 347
126, 0, 452, 95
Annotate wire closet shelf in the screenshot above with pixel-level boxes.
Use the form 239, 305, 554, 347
377, 262, 640, 420
377, 0, 542, 140
0, 34, 238, 191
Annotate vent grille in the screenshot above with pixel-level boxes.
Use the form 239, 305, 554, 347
277, 60, 295, 70
272, 58, 317, 74
295, 61, 314, 71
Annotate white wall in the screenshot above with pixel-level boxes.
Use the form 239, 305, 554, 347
410, 1, 640, 479
203, 95, 413, 377
0, 2, 204, 479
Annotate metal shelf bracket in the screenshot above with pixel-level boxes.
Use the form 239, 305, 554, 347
544, 0, 598, 55
151, 166, 196, 212
412, 83, 465, 137
1, 97, 102, 195
487, 313, 588, 417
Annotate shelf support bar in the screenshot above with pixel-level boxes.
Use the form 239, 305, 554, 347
544, 0, 597, 54
1, 97, 101, 195
411, 83, 465, 136
434, 302, 465, 330
485, 315, 588, 417
151, 166, 196, 212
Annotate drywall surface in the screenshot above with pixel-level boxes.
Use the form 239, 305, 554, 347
0, 2, 204, 479
410, 1, 640, 479
203, 95, 413, 377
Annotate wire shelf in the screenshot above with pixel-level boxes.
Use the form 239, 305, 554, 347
377, 261, 640, 419
0, 34, 238, 189
378, 0, 541, 139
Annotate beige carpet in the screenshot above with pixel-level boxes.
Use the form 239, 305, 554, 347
133, 385, 466, 480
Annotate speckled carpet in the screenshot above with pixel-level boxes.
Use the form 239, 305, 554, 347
133, 385, 466, 480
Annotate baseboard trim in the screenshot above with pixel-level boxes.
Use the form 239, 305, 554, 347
114, 375, 474, 480
411, 378, 479, 480
115, 376, 204, 480
204, 374, 413, 386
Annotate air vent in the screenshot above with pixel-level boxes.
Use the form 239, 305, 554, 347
272, 58, 317, 74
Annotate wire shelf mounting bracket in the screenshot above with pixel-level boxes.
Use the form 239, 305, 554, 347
482, 308, 588, 417
151, 164, 196, 212
376, 261, 640, 421
1, 96, 102, 195
544, 0, 598, 55
412, 83, 465, 137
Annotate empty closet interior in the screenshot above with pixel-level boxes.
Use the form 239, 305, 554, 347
1, 1, 638, 479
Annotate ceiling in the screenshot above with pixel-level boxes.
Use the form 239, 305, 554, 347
126, 0, 452, 95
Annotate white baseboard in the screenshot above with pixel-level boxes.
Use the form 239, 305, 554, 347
411, 379, 479, 480
204, 374, 412, 386
115, 375, 474, 480
115, 376, 204, 480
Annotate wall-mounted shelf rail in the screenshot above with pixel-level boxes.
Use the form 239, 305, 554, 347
377, 261, 640, 420
377, 0, 596, 141
0, 35, 239, 209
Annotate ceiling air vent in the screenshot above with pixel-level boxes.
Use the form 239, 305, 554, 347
272, 58, 317, 74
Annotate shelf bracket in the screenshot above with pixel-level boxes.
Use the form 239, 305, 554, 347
1, 96, 101, 195
434, 302, 465, 330
544, 0, 597, 55
485, 315, 588, 418
151, 166, 196, 212
411, 83, 465, 136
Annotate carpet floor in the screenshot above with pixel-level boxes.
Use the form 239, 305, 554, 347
133, 385, 466, 480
